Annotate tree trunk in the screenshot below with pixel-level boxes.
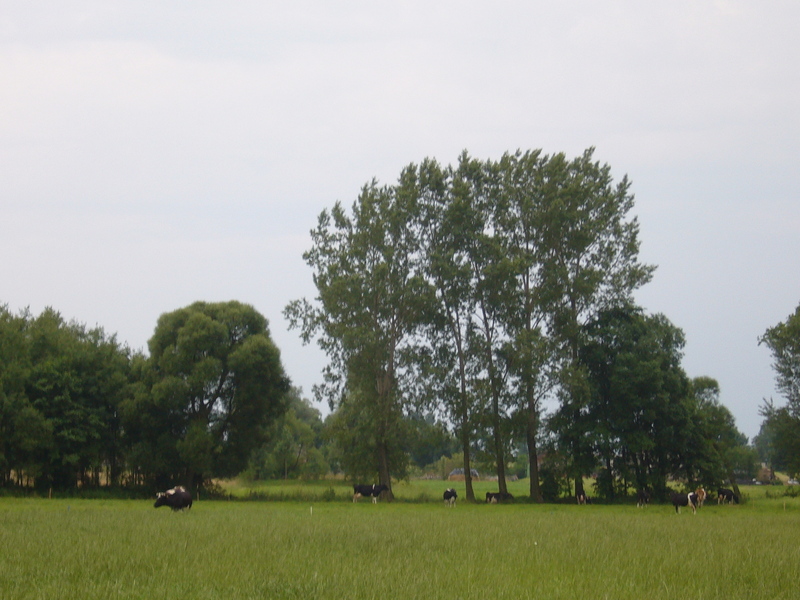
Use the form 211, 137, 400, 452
377, 440, 393, 501
729, 470, 741, 498
462, 436, 476, 502
575, 476, 585, 499
492, 395, 508, 495
527, 414, 542, 502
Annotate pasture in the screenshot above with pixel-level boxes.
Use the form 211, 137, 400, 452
1, 491, 798, 599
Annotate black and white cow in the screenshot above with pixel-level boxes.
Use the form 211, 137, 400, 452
576, 492, 592, 505
636, 489, 651, 508
353, 484, 389, 503
486, 491, 514, 504
670, 491, 699, 514
717, 488, 739, 505
154, 486, 192, 511
443, 488, 458, 507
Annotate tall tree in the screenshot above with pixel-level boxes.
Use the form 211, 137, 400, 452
448, 156, 519, 496
416, 155, 488, 502
538, 149, 655, 498
494, 150, 559, 502
285, 173, 431, 497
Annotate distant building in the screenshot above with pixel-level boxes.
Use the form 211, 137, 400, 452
448, 468, 480, 481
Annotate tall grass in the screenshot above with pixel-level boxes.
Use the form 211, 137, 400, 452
1, 497, 798, 599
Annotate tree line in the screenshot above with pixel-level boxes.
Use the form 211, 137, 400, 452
3, 148, 793, 500
0, 301, 290, 492
286, 148, 762, 502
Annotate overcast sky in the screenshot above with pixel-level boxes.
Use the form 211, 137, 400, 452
2, 1, 798, 440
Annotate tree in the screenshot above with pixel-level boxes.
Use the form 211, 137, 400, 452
757, 400, 800, 478
246, 387, 328, 480
573, 306, 690, 500
404, 411, 458, 470
24, 309, 130, 490
464, 157, 515, 497
416, 155, 485, 502
128, 301, 290, 489
285, 175, 431, 497
683, 377, 749, 495
494, 150, 560, 502
758, 303, 800, 479
538, 149, 655, 498
760, 303, 800, 409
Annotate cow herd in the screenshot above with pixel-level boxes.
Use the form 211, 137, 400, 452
665, 486, 738, 514
152, 483, 741, 512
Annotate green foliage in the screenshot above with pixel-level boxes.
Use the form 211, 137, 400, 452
758, 399, 800, 478
557, 306, 748, 501
760, 302, 800, 408
0, 305, 131, 489
285, 175, 434, 491
758, 303, 800, 478
246, 387, 329, 480
123, 301, 290, 488
290, 148, 654, 502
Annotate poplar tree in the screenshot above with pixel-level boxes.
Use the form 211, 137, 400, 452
285, 173, 431, 497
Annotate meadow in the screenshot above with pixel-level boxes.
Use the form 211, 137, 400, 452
1, 484, 798, 600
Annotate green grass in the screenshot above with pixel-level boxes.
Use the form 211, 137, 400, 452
1, 494, 799, 599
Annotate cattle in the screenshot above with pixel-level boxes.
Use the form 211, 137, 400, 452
154, 486, 192, 511
637, 489, 651, 508
443, 488, 458, 507
576, 492, 592, 505
353, 484, 389, 503
717, 488, 739, 504
694, 487, 707, 508
486, 491, 514, 504
670, 491, 699, 514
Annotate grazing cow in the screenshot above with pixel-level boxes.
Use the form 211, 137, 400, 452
154, 486, 192, 511
694, 487, 707, 508
485, 491, 514, 504
637, 489, 651, 508
353, 484, 389, 503
670, 491, 699, 514
443, 488, 458, 507
717, 488, 739, 505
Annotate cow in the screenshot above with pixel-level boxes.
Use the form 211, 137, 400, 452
154, 486, 192, 511
694, 487, 707, 508
443, 488, 458, 507
486, 491, 514, 504
353, 484, 389, 503
576, 492, 591, 505
670, 491, 699, 514
636, 489, 651, 508
717, 488, 739, 504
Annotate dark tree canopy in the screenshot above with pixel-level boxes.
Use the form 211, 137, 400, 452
0, 305, 130, 490
124, 301, 290, 488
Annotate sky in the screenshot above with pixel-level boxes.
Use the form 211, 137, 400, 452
2, 1, 798, 441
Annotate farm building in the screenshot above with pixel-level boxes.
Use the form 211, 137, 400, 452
448, 468, 480, 481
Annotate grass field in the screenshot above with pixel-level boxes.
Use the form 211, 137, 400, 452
1, 487, 799, 599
